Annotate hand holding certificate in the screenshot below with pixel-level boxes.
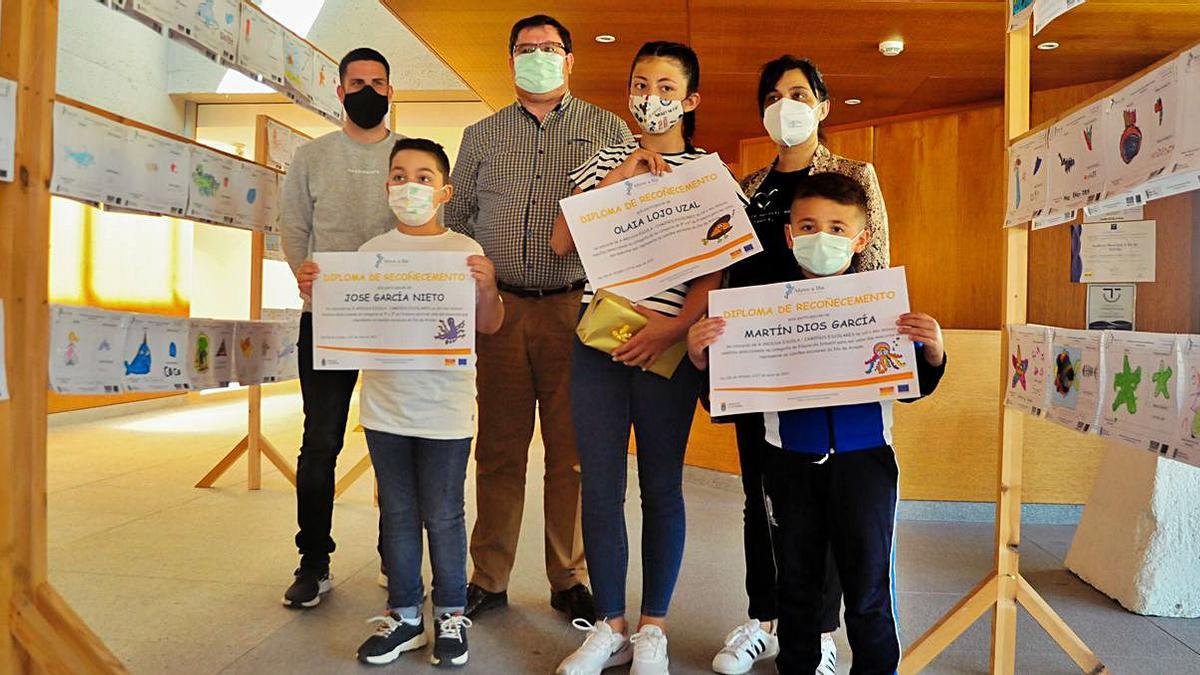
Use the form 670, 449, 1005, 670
312, 251, 477, 370
559, 153, 760, 301
706, 268, 922, 415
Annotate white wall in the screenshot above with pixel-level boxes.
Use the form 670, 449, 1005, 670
56, 0, 186, 132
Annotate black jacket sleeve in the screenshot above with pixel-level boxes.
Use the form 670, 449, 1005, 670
905, 344, 947, 402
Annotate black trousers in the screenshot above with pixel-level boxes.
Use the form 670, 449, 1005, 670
734, 414, 842, 630
763, 445, 901, 675
295, 312, 360, 572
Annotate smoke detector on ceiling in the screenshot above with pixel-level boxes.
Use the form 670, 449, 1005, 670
879, 40, 905, 57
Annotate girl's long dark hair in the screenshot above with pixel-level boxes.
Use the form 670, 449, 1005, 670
629, 41, 700, 150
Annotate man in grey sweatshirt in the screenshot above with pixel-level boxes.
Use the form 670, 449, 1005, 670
279, 47, 401, 609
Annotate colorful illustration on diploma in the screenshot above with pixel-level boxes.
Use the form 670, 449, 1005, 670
1031, 345, 1046, 378
783, 283, 798, 300
277, 341, 296, 360
98, 338, 111, 352
240, 336, 253, 359
216, 339, 228, 357
197, 0, 219, 29
1188, 368, 1200, 439
1154, 97, 1164, 125
1011, 345, 1029, 390
435, 318, 467, 345
168, 341, 177, 358
64, 147, 95, 168
64, 331, 80, 366
1083, 125, 1094, 151
246, 187, 258, 204
1011, 0, 1032, 14
864, 341, 906, 375
195, 333, 210, 373
1058, 153, 1076, 173
1053, 348, 1081, 410
1119, 109, 1143, 164
1033, 156, 1043, 176
125, 332, 152, 376
193, 164, 220, 197
1112, 354, 1141, 414
1013, 158, 1022, 208
703, 214, 734, 245
1152, 361, 1173, 399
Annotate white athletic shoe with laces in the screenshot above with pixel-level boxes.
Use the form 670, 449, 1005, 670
816, 632, 838, 675
711, 619, 779, 674
630, 624, 670, 675
556, 619, 633, 675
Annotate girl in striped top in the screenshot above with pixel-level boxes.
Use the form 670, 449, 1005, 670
551, 41, 722, 675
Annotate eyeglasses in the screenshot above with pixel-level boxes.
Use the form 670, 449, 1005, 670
513, 42, 567, 56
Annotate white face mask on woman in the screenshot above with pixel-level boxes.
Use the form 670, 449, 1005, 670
763, 98, 819, 148
628, 94, 685, 135
791, 231, 860, 276
388, 183, 446, 227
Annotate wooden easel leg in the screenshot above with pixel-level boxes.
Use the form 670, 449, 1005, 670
247, 384, 263, 490
259, 437, 297, 486
900, 573, 999, 674
195, 437, 249, 488
1016, 576, 1106, 673
333, 455, 374, 499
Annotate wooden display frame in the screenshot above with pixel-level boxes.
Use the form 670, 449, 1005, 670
901, 31, 1198, 675
194, 114, 309, 491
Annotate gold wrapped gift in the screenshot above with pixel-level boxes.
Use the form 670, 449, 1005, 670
575, 289, 687, 379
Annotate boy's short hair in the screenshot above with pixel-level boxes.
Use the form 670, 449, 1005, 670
389, 138, 452, 180
339, 47, 390, 82
509, 14, 573, 54
791, 173, 869, 222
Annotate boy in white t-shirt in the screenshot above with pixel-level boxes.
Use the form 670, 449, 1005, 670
300, 138, 503, 668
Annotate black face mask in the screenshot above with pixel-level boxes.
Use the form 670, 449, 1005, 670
342, 86, 389, 129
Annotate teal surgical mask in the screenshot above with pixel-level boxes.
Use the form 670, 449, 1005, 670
514, 51, 566, 94
791, 231, 859, 276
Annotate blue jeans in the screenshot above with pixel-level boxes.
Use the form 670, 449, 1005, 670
570, 336, 703, 619
364, 430, 471, 617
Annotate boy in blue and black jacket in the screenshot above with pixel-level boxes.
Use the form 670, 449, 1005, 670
689, 173, 947, 674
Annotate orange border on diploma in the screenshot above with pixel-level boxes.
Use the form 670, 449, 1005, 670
603, 232, 755, 291
316, 345, 472, 356
714, 371, 913, 393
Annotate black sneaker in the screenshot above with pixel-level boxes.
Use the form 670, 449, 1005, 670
551, 584, 597, 623
463, 583, 507, 619
357, 613, 427, 665
431, 613, 472, 667
282, 568, 332, 609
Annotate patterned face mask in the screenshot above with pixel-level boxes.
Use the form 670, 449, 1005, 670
628, 95, 686, 135
388, 183, 446, 227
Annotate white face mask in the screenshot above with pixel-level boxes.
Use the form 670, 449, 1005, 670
388, 183, 445, 227
763, 98, 820, 148
628, 94, 685, 135
791, 231, 858, 276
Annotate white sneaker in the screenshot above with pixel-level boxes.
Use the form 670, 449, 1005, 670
712, 619, 779, 674
816, 632, 838, 675
630, 624, 670, 675
556, 619, 633, 675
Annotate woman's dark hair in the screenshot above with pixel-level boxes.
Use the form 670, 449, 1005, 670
757, 55, 828, 115
509, 14, 573, 54
630, 41, 701, 149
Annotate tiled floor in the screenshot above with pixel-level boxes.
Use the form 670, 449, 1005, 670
46, 387, 1200, 674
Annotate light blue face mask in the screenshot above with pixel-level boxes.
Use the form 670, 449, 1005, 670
791, 231, 859, 276
514, 51, 566, 94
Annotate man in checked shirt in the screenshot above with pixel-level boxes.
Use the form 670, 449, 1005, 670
445, 14, 632, 623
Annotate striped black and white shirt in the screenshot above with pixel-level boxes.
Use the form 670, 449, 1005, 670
569, 140, 745, 317
444, 93, 633, 289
